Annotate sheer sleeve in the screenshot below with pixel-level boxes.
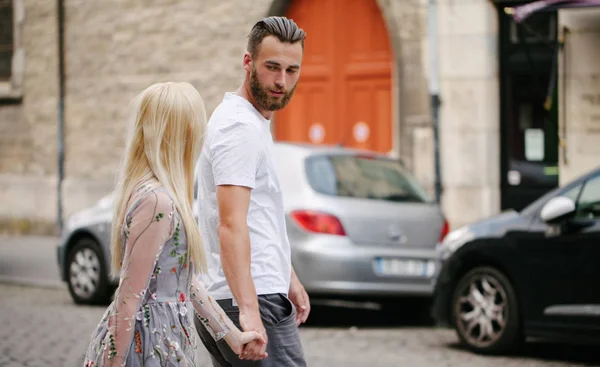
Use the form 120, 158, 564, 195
190, 277, 233, 341
105, 190, 174, 366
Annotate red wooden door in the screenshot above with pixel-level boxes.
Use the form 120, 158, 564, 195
275, 0, 393, 153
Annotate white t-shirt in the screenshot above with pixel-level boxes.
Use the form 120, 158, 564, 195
195, 92, 291, 301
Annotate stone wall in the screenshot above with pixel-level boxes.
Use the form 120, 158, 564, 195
0, 0, 59, 234
377, 0, 432, 179
437, 0, 501, 230
558, 8, 600, 184
61, 0, 281, 220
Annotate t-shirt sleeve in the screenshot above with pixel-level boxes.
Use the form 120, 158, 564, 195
210, 121, 263, 189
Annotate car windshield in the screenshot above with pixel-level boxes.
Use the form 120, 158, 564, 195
305, 154, 431, 203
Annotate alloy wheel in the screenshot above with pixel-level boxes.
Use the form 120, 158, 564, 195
69, 247, 101, 300
454, 273, 508, 348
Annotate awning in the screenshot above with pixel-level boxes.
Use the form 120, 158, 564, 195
505, 0, 600, 23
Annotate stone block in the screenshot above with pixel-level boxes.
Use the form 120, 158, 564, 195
0, 174, 57, 220
562, 31, 600, 76
440, 78, 499, 132
438, 0, 497, 37
439, 33, 498, 79
441, 129, 499, 188
412, 126, 435, 197
0, 106, 29, 174
441, 185, 500, 230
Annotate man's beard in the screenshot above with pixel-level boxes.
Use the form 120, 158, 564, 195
250, 67, 296, 112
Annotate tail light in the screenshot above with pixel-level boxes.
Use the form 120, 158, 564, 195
290, 210, 346, 236
439, 219, 450, 242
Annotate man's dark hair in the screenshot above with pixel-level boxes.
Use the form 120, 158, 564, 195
247, 16, 306, 58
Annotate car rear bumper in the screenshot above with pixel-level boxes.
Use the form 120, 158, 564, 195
292, 236, 438, 298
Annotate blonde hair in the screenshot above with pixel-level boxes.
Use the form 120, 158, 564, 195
110, 82, 207, 275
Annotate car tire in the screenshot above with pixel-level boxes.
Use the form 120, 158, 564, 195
66, 237, 112, 305
451, 266, 522, 355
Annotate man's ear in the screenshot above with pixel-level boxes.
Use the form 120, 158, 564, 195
243, 52, 252, 73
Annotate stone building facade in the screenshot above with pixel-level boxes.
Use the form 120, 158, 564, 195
0, 0, 433, 234
437, 1, 600, 229
1, 0, 598, 235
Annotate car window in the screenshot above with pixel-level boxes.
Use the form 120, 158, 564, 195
305, 154, 431, 203
576, 175, 600, 219
305, 157, 337, 195
561, 183, 582, 202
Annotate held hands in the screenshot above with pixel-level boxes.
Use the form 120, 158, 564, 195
224, 327, 267, 359
237, 308, 268, 360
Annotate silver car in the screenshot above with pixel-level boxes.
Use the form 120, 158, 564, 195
57, 143, 448, 307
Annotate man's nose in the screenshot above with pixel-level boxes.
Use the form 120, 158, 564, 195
275, 73, 286, 90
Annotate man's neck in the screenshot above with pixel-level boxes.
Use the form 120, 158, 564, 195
235, 84, 273, 120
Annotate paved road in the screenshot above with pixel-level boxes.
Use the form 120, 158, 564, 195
1, 283, 599, 367
1, 236, 599, 366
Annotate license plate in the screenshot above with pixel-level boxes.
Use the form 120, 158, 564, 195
375, 258, 435, 277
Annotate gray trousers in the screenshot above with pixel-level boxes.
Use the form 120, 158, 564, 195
195, 293, 307, 367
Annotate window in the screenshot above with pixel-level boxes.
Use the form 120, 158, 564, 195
575, 175, 600, 219
305, 154, 431, 203
0, 0, 23, 99
0, 0, 12, 80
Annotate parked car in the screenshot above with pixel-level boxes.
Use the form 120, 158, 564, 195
57, 142, 448, 306
432, 166, 600, 354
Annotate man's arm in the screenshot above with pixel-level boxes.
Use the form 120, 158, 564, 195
209, 119, 265, 359
216, 184, 259, 313
216, 184, 267, 359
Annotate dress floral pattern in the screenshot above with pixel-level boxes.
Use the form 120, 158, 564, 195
82, 183, 230, 366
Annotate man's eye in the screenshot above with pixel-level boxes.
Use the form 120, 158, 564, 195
267, 65, 276, 71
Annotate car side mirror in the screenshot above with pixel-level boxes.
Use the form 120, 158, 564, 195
540, 196, 576, 224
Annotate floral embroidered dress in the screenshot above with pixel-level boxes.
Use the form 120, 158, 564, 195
83, 183, 229, 367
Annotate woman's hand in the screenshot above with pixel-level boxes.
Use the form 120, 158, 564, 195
224, 330, 268, 360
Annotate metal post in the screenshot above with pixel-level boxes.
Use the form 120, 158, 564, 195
428, 0, 442, 203
57, 0, 65, 233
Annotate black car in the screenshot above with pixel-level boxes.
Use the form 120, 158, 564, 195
432, 166, 600, 354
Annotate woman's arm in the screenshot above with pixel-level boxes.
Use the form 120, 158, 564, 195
189, 277, 266, 358
104, 190, 174, 366
189, 277, 231, 341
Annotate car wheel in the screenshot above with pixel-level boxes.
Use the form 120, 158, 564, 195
67, 237, 111, 305
451, 266, 522, 354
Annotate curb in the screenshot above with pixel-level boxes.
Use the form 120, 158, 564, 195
0, 275, 65, 290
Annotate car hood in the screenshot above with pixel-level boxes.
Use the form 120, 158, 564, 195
65, 193, 115, 233
468, 209, 525, 238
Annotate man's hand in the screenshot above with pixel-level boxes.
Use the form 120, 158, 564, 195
239, 308, 268, 360
289, 269, 310, 326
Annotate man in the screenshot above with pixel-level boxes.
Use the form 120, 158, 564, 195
194, 16, 309, 366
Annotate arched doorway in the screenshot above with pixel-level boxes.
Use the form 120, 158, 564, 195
274, 0, 394, 153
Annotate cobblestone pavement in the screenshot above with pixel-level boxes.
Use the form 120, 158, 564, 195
1, 284, 599, 367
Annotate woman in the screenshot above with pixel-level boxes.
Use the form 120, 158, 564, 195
82, 82, 266, 366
